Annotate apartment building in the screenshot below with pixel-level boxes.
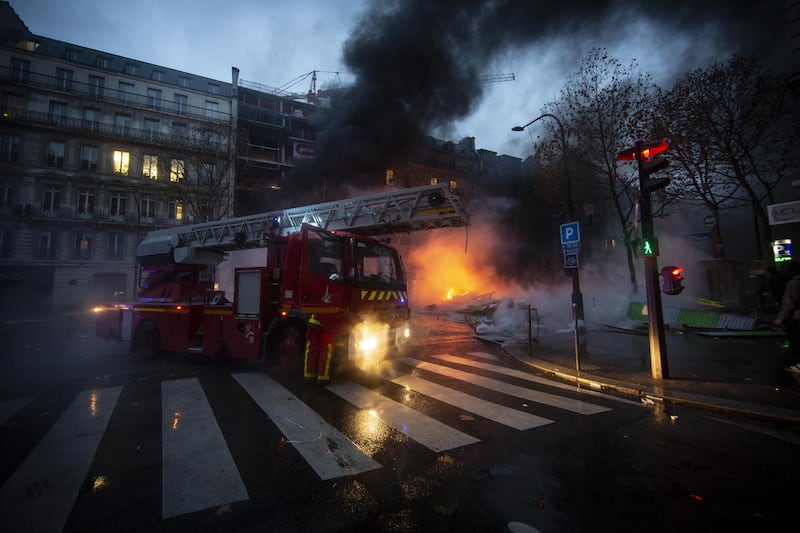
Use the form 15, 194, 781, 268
0, 3, 235, 318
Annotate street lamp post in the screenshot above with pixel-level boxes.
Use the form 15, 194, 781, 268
512, 114, 587, 365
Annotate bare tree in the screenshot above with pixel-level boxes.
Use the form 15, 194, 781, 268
654, 56, 800, 262
168, 123, 235, 223
537, 48, 665, 292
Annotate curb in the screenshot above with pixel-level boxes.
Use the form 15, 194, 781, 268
502, 345, 800, 426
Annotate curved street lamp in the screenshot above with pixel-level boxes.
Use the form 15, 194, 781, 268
512, 114, 586, 365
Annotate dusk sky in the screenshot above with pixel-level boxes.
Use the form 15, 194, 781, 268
9, 0, 794, 159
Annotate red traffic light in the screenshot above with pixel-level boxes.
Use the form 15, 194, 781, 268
661, 265, 684, 295
616, 139, 669, 161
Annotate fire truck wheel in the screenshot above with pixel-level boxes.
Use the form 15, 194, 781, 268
276, 327, 303, 374
134, 322, 160, 360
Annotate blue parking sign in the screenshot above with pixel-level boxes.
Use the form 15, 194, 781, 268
560, 222, 580, 245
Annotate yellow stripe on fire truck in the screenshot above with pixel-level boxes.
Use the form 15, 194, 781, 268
360, 290, 408, 301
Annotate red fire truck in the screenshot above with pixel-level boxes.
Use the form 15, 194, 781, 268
95, 184, 469, 376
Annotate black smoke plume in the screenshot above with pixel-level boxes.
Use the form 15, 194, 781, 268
284, 0, 791, 202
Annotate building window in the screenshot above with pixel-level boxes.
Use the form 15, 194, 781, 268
114, 113, 131, 135
144, 118, 160, 139
89, 75, 105, 99
124, 63, 137, 76
10, 58, 30, 83
113, 150, 130, 175
208, 83, 219, 94
56, 68, 73, 92
107, 232, 125, 260
42, 185, 60, 212
147, 88, 162, 110
170, 200, 183, 221
109, 191, 126, 216
143, 154, 158, 179
177, 76, 189, 87
141, 195, 154, 218
37, 231, 56, 259
3, 92, 24, 117
73, 231, 92, 260
49, 101, 67, 125
83, 107, 101, 130
175, 94, 188, 115
80, 145, 98, 171
170, 159, 184, 182
0, 180, 15, 208
171, 122, 188, 142
65, 49, 80, 62
96, 56, 110, 69
385, 169, 394, 186
46, 141, 65, 168
151, 70, 165, 82
205, 100, 219, 120
199, 162, 214, 184
119, 81, 134, 104
77, 187, 95, 214
0, 134, 20, 162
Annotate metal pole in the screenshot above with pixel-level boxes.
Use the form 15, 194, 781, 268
636, 141, 669, 379
513, 114, 587, 366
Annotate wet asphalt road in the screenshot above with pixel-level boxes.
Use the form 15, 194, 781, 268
0, 315, 798, 532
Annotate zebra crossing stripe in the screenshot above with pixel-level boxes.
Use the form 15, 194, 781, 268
233, 373, 381, 480
466, 351, 500, 361
390, 374, 554, 430
162, 378, 248, 519
0, 397, 31, 426
327, 381, 481, 452
398, 357, 611, 415
0, 387, 122, 533
459, 353, 640, 406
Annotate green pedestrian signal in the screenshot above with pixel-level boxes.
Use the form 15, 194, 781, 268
635, 237, 659, 258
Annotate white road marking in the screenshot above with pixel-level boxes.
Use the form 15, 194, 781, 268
0, 387, 121, 533
390, 374, 553, 430
437, 353, 640, 405
233, 373, 381, 480
161, 378, 248, 519
399, 357, 611, 415
327, 381, 480, 452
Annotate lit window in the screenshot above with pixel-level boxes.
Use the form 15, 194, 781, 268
113, 150, 130, 175
170, 200, 183, 221
73, 231, 92, 260
430, 177, 438, 185
170, 159, 184, 182
385, 169, 394, 186
143, 154, 158, 179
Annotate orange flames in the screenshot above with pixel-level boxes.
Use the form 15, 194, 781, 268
402, 226, 509, 307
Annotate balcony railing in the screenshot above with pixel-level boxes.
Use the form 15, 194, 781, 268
8, 202, 190, 227
0, 107, 230, 153
0, 65, 232, 123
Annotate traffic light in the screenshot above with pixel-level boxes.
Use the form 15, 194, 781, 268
661, 265, 684, 295
640, 237, 658, 257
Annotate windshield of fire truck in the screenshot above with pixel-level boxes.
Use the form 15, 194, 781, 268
354, 240, 404, 284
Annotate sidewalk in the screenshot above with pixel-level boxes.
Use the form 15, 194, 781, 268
498, 325, 800, 425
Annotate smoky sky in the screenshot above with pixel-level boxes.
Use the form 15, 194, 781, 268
294, 0, 791, 193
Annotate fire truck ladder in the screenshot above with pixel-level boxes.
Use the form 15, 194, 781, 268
137, 183, 469, 265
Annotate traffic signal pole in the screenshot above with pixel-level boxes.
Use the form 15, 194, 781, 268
636, 141, 670, 380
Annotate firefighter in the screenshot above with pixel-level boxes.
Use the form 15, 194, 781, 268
304, 315, 334, 385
